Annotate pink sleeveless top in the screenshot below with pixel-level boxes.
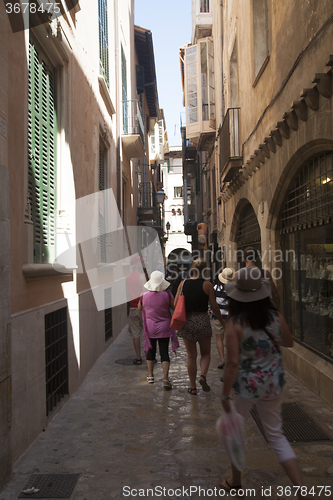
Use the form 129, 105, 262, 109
141, 291, 179, 355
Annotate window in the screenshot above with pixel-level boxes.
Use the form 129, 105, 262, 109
99, 141, 106, 263
98, 0, 109, 88
185, 38, 215, 127
105, 288, 113, 342
28, 40, 57, 264
158, 120, 164, 160
174, 186, 183, 198
253, 0, 269, 81
186, 46, 198, 124
200, 0, 210, 13
45, 307, 68, 416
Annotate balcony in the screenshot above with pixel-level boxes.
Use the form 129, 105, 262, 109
137, 182, 157, 223
121, 100, 145, 159
220, 108, 242, 185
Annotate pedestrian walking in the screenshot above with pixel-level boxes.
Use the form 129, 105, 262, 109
209, 268, 234, 369
138, 271, 179, 390
219, 266, 310, 498
174, 259, 225, 395
126, 255, 146, 365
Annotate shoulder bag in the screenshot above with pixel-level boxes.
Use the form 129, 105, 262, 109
170, 280, 186, 331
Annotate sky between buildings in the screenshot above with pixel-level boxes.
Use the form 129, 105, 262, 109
134, 0, 192, 148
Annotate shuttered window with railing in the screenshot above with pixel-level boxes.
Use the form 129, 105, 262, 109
28, 41, 57, 264
98, 0, 109, 88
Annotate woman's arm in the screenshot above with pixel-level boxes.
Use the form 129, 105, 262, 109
222, 320, 242, 412
169, 292, 175, 309
277, 312, 294, 347
137, 298, 142, 311
204, 281, 225, 327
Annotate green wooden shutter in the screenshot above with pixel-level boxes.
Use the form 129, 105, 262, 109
28, 42, 57, 264
99, 143, 106, 263
98, 0, 109, 88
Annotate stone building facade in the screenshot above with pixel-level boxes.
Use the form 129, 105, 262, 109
181, 0, 333, 406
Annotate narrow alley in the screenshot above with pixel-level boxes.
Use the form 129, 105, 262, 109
1, 328, 332, 500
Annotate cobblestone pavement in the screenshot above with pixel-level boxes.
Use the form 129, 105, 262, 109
1, 327, 333, 500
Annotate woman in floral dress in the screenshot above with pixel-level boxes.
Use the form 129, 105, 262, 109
219, 266, 310, 499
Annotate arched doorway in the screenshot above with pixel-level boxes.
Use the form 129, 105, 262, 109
280, 151, 333, 362
236, 202, 261, 269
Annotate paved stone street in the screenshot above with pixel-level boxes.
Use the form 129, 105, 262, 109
1, 327, 333, 500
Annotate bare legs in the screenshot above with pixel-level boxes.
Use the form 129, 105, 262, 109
183, 337, 211, 391
216, 333, 225, 364
133, 337, 141, 360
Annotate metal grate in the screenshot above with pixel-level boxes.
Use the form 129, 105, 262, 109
236, 203, 261, 247
105, 288, 113, 342
251, 403, 331, 443
45, 308, 68, 416
281, 152, 333, 230
18, 474, 79, 498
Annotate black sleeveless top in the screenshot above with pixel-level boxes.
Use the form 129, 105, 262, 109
183, 278, 209, 313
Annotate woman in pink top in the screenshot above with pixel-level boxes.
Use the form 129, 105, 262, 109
138, 271, 179, 390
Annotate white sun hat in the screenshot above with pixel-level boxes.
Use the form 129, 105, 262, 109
144, 271, 170, 292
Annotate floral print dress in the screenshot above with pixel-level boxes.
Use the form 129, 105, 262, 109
234, 311, 286, 399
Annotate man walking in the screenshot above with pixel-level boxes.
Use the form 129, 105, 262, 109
126, 256, 146, 364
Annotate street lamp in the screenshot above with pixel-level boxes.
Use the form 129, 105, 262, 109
155, 188, 166, 204
166, 221, 171, 237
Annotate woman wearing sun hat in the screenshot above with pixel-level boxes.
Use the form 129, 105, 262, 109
209, 268, 234, 369
219, 267, 310, 498
138, 271, 179, 390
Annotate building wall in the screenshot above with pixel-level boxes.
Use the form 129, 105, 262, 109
0, 3, 11, 490
218, 0, 333, 406
4, 0, 136, 469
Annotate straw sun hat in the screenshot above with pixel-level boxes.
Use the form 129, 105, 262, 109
224, 267, 271, 303
218, 267, 235, 284
144, 271, 170, 292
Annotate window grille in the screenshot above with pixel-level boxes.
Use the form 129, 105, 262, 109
121, 45, 128, 133
98, 0, 109, 88
236, 204, 261, 247
281, 153, 333, 230
28, 41, 57, 263
45, 307, 68, 416
105, 288, 113, 342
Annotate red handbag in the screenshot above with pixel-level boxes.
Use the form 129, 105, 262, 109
170, 280, 186, 330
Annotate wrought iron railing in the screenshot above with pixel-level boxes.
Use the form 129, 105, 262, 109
138, 182, 156, 209
122, 99, 145, 146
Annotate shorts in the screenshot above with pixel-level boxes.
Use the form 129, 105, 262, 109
211, 317, 225, 337
128, 308, 143, 338
177, 312, 212, 343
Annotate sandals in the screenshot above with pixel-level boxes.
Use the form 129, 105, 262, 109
133, 358, 142, 365
146, 376, 154, 383
219, 478, 242, 493
187, 388, 197, 395
163, 379, 172, 391
199, 375, 211, 392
